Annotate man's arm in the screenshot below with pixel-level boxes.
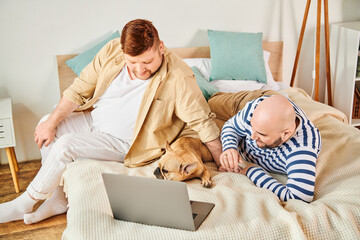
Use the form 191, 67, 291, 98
219, 111, 247, 172
206, 136, 244, 173
34, 97, 78, 149
205, 137, 222, 167
242, 149, 317, 203
35, 35, 113, 148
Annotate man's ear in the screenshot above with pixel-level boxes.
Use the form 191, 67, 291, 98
281, 129, 293, 142
165, 141, 173, 152
159, 41, 164, 55
182, 162, 198, 175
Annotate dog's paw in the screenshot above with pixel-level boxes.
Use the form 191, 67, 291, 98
201, 179, 213, 188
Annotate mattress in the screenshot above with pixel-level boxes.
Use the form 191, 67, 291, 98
61, 87, 360, 239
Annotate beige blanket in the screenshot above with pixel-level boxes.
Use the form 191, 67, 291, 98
61, 87, 360, 239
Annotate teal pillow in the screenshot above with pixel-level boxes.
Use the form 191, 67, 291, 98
191, 66, 219, 101
66, 31, 120, 76
207, 30, 267, 83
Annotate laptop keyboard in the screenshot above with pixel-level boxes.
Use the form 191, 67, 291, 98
190, 201, 198, 219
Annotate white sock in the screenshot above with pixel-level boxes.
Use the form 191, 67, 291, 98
24, 186, 67, 224
0, 192, 37, 223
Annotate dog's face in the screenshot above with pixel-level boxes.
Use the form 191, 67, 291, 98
154, 142, 199, 181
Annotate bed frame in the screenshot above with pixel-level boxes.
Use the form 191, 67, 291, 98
56, 42, 283, 96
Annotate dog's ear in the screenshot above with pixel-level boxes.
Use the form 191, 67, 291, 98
165, 141, 173, 152
182, 162, 198, 175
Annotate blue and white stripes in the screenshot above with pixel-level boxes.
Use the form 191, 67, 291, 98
221, 96, 321, 203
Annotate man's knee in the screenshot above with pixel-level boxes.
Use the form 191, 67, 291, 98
40, 134, 76, 166
38, 114, 51, 126
53, 134, 77, 151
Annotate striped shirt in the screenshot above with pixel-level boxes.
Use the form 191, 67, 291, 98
221, 96, 321, 203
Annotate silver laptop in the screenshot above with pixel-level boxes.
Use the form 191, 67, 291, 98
102, 173, 215, 231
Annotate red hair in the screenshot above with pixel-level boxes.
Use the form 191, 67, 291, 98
121, 19, 160, 56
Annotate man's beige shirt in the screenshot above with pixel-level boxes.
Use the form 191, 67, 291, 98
63, 38, 219, 167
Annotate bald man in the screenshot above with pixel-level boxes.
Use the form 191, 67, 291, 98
220, 95, 321, 203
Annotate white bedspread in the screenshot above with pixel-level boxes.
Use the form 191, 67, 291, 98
61, 88, 360, 239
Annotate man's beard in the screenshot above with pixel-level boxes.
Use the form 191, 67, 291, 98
132, 54, 163, 80
132, 69, 154, 80
257, 137, 283, 149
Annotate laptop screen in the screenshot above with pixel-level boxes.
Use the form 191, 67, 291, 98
102, 173, 199, 230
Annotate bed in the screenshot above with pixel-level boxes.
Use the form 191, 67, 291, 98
56, 42, 360, 239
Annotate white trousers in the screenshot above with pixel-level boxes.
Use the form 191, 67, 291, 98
27, 111, 130, 200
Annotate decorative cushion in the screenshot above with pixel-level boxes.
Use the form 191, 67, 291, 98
66, 31, 120, 76
191, 66, 219, 101
207, 30, 267, 83
183, 58, 212, 81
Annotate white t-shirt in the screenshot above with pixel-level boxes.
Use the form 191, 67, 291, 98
91, 65, 150, 144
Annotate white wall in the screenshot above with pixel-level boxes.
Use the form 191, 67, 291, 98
0, 0, 359, 164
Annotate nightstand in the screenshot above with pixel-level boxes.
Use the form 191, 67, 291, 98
0, 98, 19, 193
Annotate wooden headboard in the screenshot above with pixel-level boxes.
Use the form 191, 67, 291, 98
56, 41, 283, 96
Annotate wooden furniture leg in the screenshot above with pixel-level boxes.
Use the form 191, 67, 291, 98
315, 0, 322, 101
10, 147, 19, 172
6, 147, 20, 193
291, 0, 333, 105
323, 0, 333, 106
290, 0, 312, 87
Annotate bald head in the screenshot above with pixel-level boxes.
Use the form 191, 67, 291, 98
250, 95, 297, 148
253, 95, 296, 132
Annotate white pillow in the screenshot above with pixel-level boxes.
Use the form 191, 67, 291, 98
183, 50, 276, 84
209, 80, 265, 93
182, 58, 212, 81
262, 50, 276, 85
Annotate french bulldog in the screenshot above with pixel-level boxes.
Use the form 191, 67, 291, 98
153, 137, 213, 188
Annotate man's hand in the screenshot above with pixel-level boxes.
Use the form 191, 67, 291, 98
219, 148, 243, 173
33, 96, 79, 149
34, 119, 56, 149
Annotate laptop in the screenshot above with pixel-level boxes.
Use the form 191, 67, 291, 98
102, 173, 215, 231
